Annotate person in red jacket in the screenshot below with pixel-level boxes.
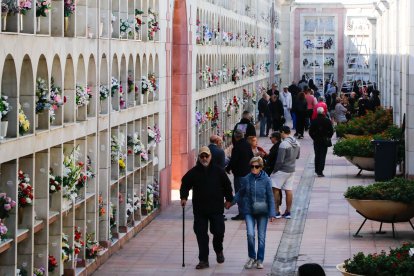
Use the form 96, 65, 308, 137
311, 96, 328, 120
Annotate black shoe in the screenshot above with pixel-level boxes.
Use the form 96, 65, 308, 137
231, 214, 244, 221
317, 173, 325, 177
216, 252, 225, 263
294, 133, 298, 137
223, 215, 227, 221
196, 261, 209, 269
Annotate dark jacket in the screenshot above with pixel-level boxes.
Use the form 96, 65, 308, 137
309, 114, 334, 144
267, 89, 279, 97
264, 141, 281, 175
294, 98, 307, 114
233, 171, 276, 217
268, 99, 284, 119
232, 118, 256, 144
226, 138, 253, 177
208, 143, 225, 169
180, 162, 233, 215
258, 98, 268, 119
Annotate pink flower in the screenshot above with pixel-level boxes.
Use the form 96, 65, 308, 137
10, 200, 16, 207
3, 204, 11, 211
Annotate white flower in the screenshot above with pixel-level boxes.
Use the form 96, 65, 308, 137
50, 185, 56, 191
26, 198, 32, 204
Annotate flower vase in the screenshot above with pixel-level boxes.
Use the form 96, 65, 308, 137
0, 121, 8, 138
20, 14, 23, 31
64, 17, 69, 34
1, 13, 7, 31
36, 17, 40, 32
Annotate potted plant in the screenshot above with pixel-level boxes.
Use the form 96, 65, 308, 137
333, 136, 375, 171
344, 177, 414, 222
0, 95, 10, 138
337, 242, 414, 276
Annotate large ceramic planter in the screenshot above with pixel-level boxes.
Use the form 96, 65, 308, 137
345, 156, 375, 171
336, 263, 364, 276
346, 199, 414, 222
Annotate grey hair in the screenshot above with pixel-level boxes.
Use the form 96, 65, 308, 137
250, 156, 264, 167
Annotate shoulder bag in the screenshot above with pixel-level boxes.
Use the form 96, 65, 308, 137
251, 179, 268, 215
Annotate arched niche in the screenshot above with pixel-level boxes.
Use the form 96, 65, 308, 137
142, 54, 148, 104
87, 55, 97, 118
134, 54, 141, 105
50, 55, 63, 126
35, 55, 49, 131
19, 55, 35, 137
148, 54, 154, 102
64, 55, 75, 123
111, 54, 120, 111
127, 55, 135, 107
99, 54, 109, 114
120, 55, 127, 109
76, 54, 87, 121
154, 54, 159, 101
1, 55, 18, 139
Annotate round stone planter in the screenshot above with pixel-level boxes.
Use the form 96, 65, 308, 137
345, 156, 375, 171
336, 263, 363, 276
346, 199, 414, 222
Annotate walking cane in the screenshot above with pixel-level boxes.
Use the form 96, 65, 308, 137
182, 205, 185, 267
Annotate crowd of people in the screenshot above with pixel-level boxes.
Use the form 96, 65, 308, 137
179, 76, 381, 274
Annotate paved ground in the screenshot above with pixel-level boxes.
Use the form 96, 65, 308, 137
93, 131, 412, 276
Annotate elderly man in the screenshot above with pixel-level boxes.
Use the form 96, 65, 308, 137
181, 146, 234, 269
280, 86, 292, 121
208, 135, 226, 169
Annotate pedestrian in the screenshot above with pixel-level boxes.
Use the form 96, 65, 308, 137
298, 75, 308, 91
232, 111, 256, 144
268, 94, 284, 132
280, 86, 292, 122
226, 129, 254, 220
309, 107, 334, 177
264, 131, 282, 176
257, 92, 269, 137
369, 90, 381, 111
180, 146, 234, 269
294, 92, 307, 139
208, 135, 226, 169
227, 157, 276, 270
304, 88, 317, 130
334, 97, 348, 124
311, 96, 328, 120
270, 126, 300, 219
357, 92, 370, 116
267, 83, 279, 97
308, 79, 320, 98
247, 136, 267, 158
288, 81, 300, 130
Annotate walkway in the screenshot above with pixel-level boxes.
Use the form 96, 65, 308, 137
93, 133, 412, 276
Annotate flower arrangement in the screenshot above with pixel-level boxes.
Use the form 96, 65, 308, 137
324, 57, 335, 67
109, 202, 116, 230
147, 126, 156, 147
62, 146, 83, 201
134, 9, 144, 32
111, 77, 119, 97
36, 77, 51, 114
0, 193, 16, 219
211, 102, 219, 128
232, 96, 240, 114
18, 170, 33, 207
148, 73, 157, 92
231, 68, 240, 84
127, 75, 137, 93
0, 219, 8, 242
2, 0, 20, 15
49, 78, 65, 122
120, 18, 133, 37
99, 84, 110, 101
36, 0, 51, 17
62, 233, 73, 262
85, 232, 103, 259
98, 194, 105, 217
119, 82, 126, 109
18, 104, 30, 135
153, 178, 160, 209
63, 0, 75, 17
0, 95, 10, 121
140, 149, 148, 162
127, 133, 145, 155
111, 134, 126, 172
343, 242, 414, 275
48, 255, 58, 272
147, 8, 160, 40
141, 76, 154, 94
33, 267, 45, 276
126, 193, 140, 218
19, 0, 32, 15
74, 226, 85, 255
49, 169, 61, 194
75, 84, 91, 107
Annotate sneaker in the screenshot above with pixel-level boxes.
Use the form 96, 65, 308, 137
256, 260, 264, 269
282, 212, 291, 219
244, 258, 256, 269
196, 261, 209, 269
275, 212, 282, 219
216, 252, 225, 264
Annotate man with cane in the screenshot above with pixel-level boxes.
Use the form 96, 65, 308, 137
180, 146, 234, 269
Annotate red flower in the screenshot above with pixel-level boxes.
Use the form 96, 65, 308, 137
78, 161, 84, 166
20, 197, 27, 205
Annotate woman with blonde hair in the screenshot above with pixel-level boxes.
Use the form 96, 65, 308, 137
228, 157, 276, 269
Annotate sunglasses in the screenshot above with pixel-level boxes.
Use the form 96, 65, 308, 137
250, 165, 261, 169
199, 154, 210, 159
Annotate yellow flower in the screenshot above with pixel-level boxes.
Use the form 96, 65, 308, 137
118, 159, 126, 170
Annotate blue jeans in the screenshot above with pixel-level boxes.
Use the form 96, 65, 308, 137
245, 214, 268, 262
259, 116, 267, 136
234, 177, 244, 217
290, 111, 296, 129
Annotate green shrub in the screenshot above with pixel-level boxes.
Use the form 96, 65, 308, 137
344, 177, 414, 203
333, 136, 373, 157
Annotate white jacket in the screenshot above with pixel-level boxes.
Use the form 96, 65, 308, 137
280, 92, 292, 110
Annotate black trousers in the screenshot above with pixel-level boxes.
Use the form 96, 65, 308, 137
193, 213, 225, 262
296, 112, 306, 136
266, 116, 272, 135
314, 142, 328, 175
